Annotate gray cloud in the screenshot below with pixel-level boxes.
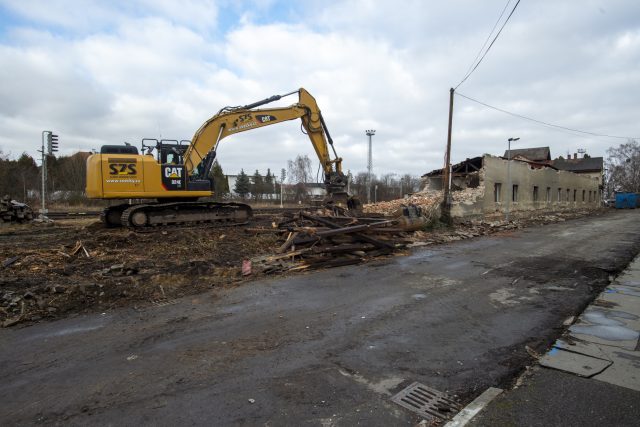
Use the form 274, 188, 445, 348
0, 0, 638, 177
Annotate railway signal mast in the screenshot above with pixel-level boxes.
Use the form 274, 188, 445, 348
39, 130, 59, 219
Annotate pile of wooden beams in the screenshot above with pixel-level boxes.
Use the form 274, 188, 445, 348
0, 196, 33, 223
250, 211, 408, 273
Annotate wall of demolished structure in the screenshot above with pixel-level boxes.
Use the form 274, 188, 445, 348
455, 155, 601, 217
424, 155, 601, 218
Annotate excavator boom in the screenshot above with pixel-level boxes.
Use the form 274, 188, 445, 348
184, 88, 347, 195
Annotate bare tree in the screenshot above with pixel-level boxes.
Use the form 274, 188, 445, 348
605, 139, 640, 195
287, 154, 312, 184
400, 173, 422, 193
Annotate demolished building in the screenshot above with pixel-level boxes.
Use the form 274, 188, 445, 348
422, 154, 601, 218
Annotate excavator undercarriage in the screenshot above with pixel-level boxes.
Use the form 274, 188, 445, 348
101, 201, 253, 229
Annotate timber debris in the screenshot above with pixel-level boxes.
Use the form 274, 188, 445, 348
0, 195, 33, 224
250, 211, 408, 273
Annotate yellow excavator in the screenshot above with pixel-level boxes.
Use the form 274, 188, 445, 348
85, 88, 356, 228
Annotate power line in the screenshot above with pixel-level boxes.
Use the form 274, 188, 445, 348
455, 0, 522, 90
463, 0, 512, 78
456, 91, 639, 140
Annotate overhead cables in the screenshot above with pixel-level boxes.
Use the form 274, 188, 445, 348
456, 91, 639, 140
455, 0, 522, 90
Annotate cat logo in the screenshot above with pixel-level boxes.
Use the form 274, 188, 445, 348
108, 158, 137, 175
255, 114, 277, 123
164, 166, 183, 178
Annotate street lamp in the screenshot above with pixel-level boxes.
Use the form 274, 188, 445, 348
366, 130, 375, 204
506, 137, 520, 222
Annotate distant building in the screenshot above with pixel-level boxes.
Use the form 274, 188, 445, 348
551, 153, 604, 186
503, 146, 551, 163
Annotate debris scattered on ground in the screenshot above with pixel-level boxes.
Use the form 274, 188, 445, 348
0, 205, 605, 327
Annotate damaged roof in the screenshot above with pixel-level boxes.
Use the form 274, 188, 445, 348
503, 146, 551, 162
422, 156, 483, 177
552, 157, 603, 172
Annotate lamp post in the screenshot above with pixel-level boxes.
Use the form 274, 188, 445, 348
280, 179, 284, 208
365, 130, 375, 204
506, 137, 520, 222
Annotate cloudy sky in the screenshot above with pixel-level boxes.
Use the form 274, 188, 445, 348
0, 0, 638, 178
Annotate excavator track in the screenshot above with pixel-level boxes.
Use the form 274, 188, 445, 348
100, 203, 130, 227
103, 201, 252, 230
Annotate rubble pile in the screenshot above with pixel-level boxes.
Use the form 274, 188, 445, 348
363, 186, 485, 217
363, 191, 443, 216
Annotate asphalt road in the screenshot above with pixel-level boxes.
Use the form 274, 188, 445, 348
2, 210, 640, 426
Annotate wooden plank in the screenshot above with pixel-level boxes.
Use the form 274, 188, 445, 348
276, 232, 299, 253
300, 213, 395, 250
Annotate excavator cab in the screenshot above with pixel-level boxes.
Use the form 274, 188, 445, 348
141, 138, 214, 192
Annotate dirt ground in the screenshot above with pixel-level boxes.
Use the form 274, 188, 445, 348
0, 208, 606, 327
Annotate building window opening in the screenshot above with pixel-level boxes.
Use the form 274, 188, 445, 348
573, 189, 577, 202
566, 189, 570, 202
494, 183, 502, 203
557, 188, 562, 202
546, 187, 551, 203
533, 186, 539, 202
512, 184, 519, 202
582, 190, 586, 202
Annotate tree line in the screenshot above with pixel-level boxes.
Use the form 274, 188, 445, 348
0, 150, 88, 205
0, 151, 422, 206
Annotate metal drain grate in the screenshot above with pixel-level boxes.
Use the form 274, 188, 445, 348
391, 382, 461, 421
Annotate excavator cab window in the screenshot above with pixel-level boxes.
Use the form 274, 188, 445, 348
158, 142, 186, 165
100, 145, 139, 155
164, 151, 181, 165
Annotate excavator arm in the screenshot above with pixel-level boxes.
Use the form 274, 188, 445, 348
183, 88, 347, 195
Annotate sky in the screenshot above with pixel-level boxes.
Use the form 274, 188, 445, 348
0, 0, 639, 179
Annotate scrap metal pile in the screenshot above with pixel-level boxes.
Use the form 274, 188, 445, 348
250, 211, 413, 273
0, 196, 33, 223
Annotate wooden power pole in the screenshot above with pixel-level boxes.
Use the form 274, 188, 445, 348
441, 88, 454, 224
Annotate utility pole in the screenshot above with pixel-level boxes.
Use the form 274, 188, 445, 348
441, 88, 454, 224
280, 179, 284, 208
366, 129, 375, 204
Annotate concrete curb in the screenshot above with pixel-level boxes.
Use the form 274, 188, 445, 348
443, 387, 503, 427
